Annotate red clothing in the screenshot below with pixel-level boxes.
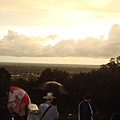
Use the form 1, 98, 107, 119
13, 97, 25, 117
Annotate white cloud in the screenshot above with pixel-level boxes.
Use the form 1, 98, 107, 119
0, 24, 120, 59
103, 24, 120, 56
0, 30, 44, 57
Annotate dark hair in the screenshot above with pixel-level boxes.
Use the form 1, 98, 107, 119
84, 93, 92, 100
110, 112, 120, 120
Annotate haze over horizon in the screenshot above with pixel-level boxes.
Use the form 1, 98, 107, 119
0, 0, 120, 65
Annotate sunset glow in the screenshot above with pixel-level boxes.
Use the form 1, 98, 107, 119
0, 0, 120, 65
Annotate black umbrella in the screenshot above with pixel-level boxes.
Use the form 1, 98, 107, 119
38, 81, 69, 94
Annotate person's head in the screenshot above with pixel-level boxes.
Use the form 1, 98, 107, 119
84, 93, 92, 101
43, 92, 56, 103
110, 112, 120, 120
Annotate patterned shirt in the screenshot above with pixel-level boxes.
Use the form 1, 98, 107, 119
13, 97, 25, 116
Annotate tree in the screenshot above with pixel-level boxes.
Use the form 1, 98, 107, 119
37, 68, 53, 85
0, 68, 11, 120
0, 67, 11, 97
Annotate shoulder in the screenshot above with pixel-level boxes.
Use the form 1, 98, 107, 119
79, 101, 87, 105
50, 105, 58, 111
51, 105, 56, 108
89, 102, 96, 106
40, 103, 44, 106
88, 102, 98, 111
39, 103, 46, 107
79, 101, 84, 104
78, 101, 85, 108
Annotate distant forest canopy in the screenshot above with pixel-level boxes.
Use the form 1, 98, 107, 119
0, 62, 100, 75
0, 56, 120, 108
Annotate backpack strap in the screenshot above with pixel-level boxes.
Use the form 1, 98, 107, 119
41, 105, 52, 118
88, 103, 93, 120
78, 101, 83, 120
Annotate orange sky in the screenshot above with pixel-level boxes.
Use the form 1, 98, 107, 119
0, 0, 120, 65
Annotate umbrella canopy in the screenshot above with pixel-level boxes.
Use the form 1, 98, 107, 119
10, 86, 31, 105
38, 81, 69, 94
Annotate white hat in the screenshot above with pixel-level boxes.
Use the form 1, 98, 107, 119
43, 92, 56, 99
28, 103, 39, 111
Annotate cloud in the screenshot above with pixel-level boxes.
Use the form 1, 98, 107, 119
46, 34, 58, 40
53, 39, 76, 56
0, 24, 120, 58
104, 24, 120, 56
0, 30, 45, 57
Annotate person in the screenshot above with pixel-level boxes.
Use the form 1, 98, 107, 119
78, 93, 99, 120
11, 96, 26, 120
27, 103, 40, 120
110, 112, 120, 120
39, 92, 59, 120
7, 88, 16, 114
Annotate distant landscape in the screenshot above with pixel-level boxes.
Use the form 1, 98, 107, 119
0, 62, 100, 68
1, 57, 120, 120
0, 62, 101, 120
0, 62, 100, 80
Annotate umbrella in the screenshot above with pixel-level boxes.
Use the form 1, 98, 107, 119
10, 86, 31, 105
38, 81, 69, 94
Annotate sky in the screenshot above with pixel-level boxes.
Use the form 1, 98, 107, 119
0, 0, 120, 65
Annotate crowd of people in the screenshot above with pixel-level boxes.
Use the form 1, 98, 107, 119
7, 87, 120, 120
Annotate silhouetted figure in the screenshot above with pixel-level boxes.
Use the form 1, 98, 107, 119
78, 93, 99, 120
